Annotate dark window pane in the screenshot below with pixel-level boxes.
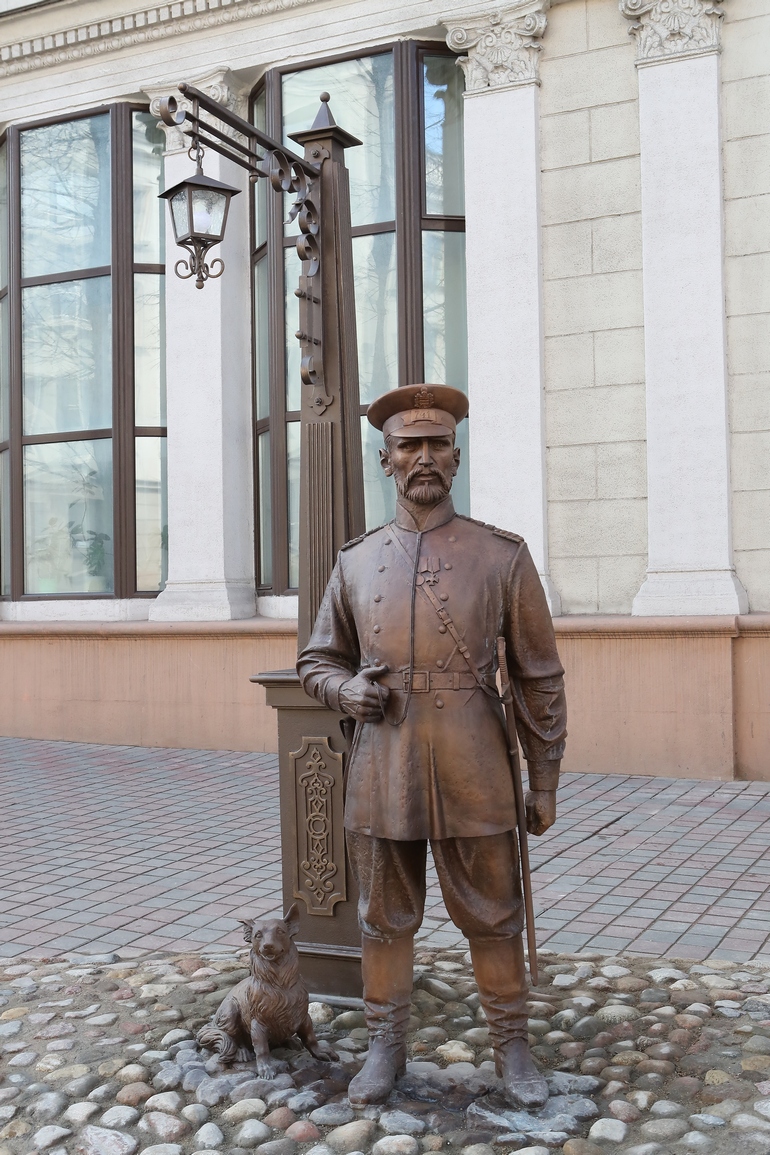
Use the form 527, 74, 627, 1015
0, 449, 8, 596
254, 258, 269, 420
0, 140, 7, 289
353, 231, 398, 405
422, 230, 467, 391
287, 420, 300, 588
24, 438, 113, 594
21, 116, 111, 278
423, 55, 465, 216
133, 111, 166, 265
134, 273, 166, 426
22, 276, 112, 436
283, 54, 395, 227
136, 436, 168, 592
258, 429, 272, 586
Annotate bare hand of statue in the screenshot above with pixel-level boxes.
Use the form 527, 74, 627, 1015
525, 790, 556, 836
339, 665, 390, 721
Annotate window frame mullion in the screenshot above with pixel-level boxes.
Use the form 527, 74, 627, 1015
7, 126, 23, 600
112, 101, 136, 600
394, 39, 424, 388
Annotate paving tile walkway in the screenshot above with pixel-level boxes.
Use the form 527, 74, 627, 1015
1, 737, 769, 961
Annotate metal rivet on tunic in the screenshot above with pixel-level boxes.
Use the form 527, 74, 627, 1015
449, 535, 456, 542
440, 593, 449, 602
436, 660, 444, 669
435, 699, 444, 709
438, 625, 447, 633
444, 563, 452, 570
378, 565, 385, 572
374, 594, 382, 602
373, 625, 381, 633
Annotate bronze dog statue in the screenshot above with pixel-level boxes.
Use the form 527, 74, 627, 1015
197, 904, 338, 1075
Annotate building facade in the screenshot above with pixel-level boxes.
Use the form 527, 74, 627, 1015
0, 0, 768, 779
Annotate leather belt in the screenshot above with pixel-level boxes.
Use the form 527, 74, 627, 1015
383, 670, 478, 693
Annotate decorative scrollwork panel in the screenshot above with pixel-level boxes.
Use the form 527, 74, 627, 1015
291, 737, 347, 915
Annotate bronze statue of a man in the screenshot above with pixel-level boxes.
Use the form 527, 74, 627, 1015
298, 384, 567, 1109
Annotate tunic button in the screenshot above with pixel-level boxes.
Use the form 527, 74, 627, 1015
436, 659, 444, 669
373, 625, 381, 633
438, 625, 447, 634
374, 594, 381, 602
378, 565, 385, 572
440, 593, 449, 602
444, 563, 452, 570
435, 698, 444, 709
449, 535, 457, 543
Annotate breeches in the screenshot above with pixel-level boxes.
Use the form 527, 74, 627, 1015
346, 829, 524, 942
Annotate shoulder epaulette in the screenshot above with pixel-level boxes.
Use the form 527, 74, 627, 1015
455, 514, 523, 543
339, 524, 387, 552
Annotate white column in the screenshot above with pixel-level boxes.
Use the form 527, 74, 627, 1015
444, 3, 560, 614
144, 72, 257, 622
620, 0, 747, 615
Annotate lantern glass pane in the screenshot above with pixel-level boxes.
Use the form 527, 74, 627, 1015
191, 188, 226, 238
170, 189, 190, 240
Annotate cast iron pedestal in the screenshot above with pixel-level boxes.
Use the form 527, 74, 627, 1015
252, 670, 362, 1001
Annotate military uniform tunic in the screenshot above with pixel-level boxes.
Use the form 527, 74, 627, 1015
298, 496, 567, 842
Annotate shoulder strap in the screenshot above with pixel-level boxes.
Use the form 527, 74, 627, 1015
384, 524, 499, 701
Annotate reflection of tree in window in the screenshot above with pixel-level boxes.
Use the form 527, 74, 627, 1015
20, 116, 111, 277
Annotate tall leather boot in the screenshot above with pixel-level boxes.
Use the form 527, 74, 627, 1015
348, 935, 413, 1106
470, 934, 549, 1109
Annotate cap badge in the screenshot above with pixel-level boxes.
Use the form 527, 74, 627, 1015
413, 387, 435, 409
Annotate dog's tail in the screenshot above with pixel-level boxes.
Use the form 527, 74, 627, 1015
196, 1024, 237, 1063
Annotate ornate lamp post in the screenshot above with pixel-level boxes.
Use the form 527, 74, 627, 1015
159, 144, 240, 288
158, 82, 366, 997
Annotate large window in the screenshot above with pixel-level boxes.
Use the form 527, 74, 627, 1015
252, 43, 468, 594
0, 105, 167, 600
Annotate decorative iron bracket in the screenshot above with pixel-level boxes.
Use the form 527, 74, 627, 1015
158, 83, 359, 415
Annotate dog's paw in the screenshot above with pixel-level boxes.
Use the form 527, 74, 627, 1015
313, 1040, 339, 1063
235, 1046, 254, 1063
256, 1058, 278, 1078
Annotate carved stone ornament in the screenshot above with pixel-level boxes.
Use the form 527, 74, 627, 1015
142, 68, 249, 152
619, 0, 724, 62
290, 737, 346, 916
442, 0, 549, 93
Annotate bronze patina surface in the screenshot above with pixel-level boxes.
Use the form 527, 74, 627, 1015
298, 383, 567, 1109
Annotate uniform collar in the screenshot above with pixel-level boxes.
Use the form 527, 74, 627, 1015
394, 495, 456, 533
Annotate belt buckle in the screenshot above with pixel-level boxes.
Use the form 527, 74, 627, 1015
403, 670, 429, 692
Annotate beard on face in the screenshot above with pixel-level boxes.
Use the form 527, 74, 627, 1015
395, 464, 453, 505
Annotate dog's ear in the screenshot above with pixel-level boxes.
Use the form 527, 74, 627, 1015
239, 919, 255, 944
284, 903, 300, 939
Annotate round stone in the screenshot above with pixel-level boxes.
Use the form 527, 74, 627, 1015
114, 1064, 147, 1084
115, 1082, 153, 1106
286, 1121, 322, 1142
640, 1119, 689, 1140
379, 1111, 427, 1136
181, 1103, 209, 1124
234, 1119, 272, 1147
326, 1120, 378, 1153
373, 1138, 420, 1155
144, 1092, 182, 1113
73, 1125, 139, 1155
595, 1005, 640, 1025
33, 1126, 72, 1150
137, 1112, 191, 1142
193, 1122, 224, 1147
222, 1100, 268, 1124
587, 1118, 628, 1143
310, 1104, 355, 1127
100, 1106, 140, 1128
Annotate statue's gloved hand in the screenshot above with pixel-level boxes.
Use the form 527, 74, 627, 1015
525, 789, 556, 836
339, 664, 390, 721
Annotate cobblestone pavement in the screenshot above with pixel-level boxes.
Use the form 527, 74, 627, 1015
3, 940, 770, 1155
1, 738, 770, 961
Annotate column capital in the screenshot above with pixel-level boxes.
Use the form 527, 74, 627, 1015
442, 0, 549, 93
619, 0, 724, 65
141, 67, 250, 153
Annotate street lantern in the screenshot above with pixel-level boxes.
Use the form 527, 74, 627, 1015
159, 153, 240, 289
